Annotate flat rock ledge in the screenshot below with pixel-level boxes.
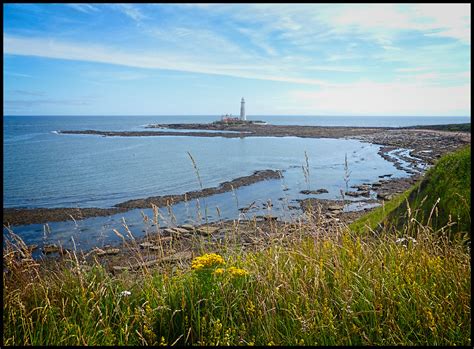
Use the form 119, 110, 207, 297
299, 175, 422, 226
3, 169, 281, 226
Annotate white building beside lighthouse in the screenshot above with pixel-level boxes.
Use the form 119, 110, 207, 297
240, 97, 246, 121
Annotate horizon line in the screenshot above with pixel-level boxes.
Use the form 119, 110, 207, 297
4, 114, 471, 118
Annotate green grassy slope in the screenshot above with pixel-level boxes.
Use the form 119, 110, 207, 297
350, 145, 471, 235
402, 123, 471, 132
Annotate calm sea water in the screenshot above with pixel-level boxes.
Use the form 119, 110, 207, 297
3, 115, 469, 252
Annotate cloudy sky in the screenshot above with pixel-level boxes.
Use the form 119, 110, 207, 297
3, 3, 471, 116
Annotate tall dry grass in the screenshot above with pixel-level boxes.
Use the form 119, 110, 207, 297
3, 209, 470, 346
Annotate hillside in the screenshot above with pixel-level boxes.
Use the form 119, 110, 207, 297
402, 123, 471, 132
350, 145, 471, 236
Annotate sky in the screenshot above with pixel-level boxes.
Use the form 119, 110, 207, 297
3, 3, 471, 116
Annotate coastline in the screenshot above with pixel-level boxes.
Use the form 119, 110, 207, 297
59, 124, 388, 139
10, 175, 422, 267
59, 124, 471, 165
5, 125, 470, 228
3, 169, 281, 226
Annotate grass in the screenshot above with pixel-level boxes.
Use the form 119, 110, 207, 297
3, 221, 470, 346
350, 145, 471, 236
403, 123, 471, 133
3, 147, 471, 346
397, 145, 471, 234
349, 187, 415, 234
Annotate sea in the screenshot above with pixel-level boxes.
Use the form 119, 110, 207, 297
3, 115, 470, 255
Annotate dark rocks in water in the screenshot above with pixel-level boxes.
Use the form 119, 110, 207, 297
139, 242, 154, 249
96, 248, 120, 256
112, 251, 194, 273
42, 244, 71, 255
377, 193, 394, 201
263, 200, 273, 209
351, 184, 371, 191
172, 227, 189, 234
255, 215, 278, 221
163, 227, 190, 236
300, 188, 329, 195
345, 190, 370, 197
42, 244, 60, 254
328, 204, 344, 211
105, 248, 120, 255
180, 224, 195, 231
196, 225, 220, 235
3, 169, 282, 226
239, 201, 257, 212
378, 174, 393, 178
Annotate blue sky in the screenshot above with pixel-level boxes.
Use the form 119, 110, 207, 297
3, 3, 471, 116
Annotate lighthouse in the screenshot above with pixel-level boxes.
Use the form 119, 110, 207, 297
240, 97, 246, 121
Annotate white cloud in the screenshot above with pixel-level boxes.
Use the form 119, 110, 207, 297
147, 26, 248, 59
329, 4, 470, 44
236, 27, 278, 57
66, 4, 99, 14
115, 4, 147, 22
410, 4, 470, 43
3, 35, 328, 86
4, 71, 33, 78
192, 4, 470, 47
396, 67, 428, 73
5, 98, 91, 108
304, 65, 363, 73
330, 4, 412, 31
289, 81, 470, 115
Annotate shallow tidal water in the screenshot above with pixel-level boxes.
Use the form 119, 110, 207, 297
5, 114, 465, 253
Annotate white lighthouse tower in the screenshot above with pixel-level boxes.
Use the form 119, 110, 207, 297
240, 97, 246, 121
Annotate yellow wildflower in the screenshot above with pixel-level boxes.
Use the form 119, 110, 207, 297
191, 253, 226, 270
246, 299, 256, 315
159, 336, 168, 346
426, 309, 436, 332
192, 262, 205, 270
228, 266, 249, 277
213, 268, 225, 276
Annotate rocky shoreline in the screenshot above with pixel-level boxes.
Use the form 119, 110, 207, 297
59, 124, 387, 139
29, 217, 320, 273
18, 174, 423, 270
59, 124, 470, 163
3, 169, 281, 226
299, 175, 422, 226
6, 125, 470, 233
